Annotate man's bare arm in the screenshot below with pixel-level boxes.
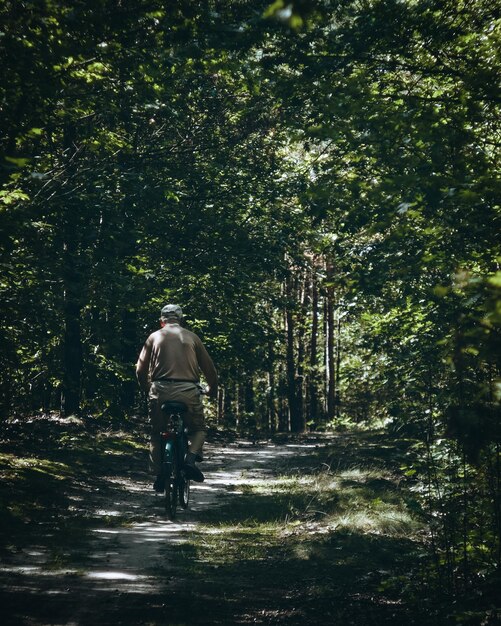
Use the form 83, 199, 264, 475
196, 340, 218, 398
136, 337, 152, 392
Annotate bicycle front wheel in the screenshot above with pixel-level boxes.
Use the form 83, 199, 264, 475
164, 464, 177, 520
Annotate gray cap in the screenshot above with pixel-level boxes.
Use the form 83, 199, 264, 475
160, 304, 183, 320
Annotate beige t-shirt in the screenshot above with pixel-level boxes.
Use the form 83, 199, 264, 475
136, 323, 218, 392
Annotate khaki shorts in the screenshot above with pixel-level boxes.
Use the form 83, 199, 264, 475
148, 381, 205, 433
148, 381, 206, 474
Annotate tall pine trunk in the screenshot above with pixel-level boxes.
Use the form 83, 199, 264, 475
61, 231, 82, 416
278, 365, 289, 432
217, 386, 224, 426
308, 265, 319, 424
326, 262, 336, 419
60, 123, 82, 416
296, 271, 309, 430
120, 309, 137, 411
286, 275, 303, 432
336, 314, 342, 418
244, 376, 256, 432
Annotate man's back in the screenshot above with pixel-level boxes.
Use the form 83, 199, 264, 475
136, 322, 217, 390
136, 304, 217, 486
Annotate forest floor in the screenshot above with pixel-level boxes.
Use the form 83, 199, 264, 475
0, 414, 489, 625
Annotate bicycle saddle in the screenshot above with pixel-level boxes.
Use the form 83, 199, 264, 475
161, 401, 188, 414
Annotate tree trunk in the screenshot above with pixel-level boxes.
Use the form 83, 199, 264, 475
60, 122, 82, 416
61, 236, 82, 416
223, 384, 235, 430
309, 266, 319, 424
120, 309, 137, 410
277, 365, 289, 432
217, 386, 224, 425
326, 263, 336, 419
267, 369, 276, 433
285, 275, 303, 432
335, 314, 341, 418
323, 296, 328, 416
244, 376, 256, 432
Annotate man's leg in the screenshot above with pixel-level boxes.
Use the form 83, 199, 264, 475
183, 403, 206, 483
183, 428, 206, 482
148, 405, 161, 473
164, 382, 206, 482
189, 430, 206, 458
148, 384, 168, 489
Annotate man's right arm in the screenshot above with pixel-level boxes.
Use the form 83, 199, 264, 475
136, 336, 152, 392
195, 340, 218, 399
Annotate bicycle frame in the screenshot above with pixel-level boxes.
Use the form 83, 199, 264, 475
159, 406, 190, 520
161, 415, 183, 463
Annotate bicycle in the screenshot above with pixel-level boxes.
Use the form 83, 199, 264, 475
158, 400, 191, 520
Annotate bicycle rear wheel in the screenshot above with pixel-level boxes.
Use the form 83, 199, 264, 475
164, 464, 177, 520
179, 472, 190, 509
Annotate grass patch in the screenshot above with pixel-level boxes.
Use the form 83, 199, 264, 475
192, 523, 285, 566
160, 434, 427, 625
207, 463, 420, 540
0, 453, 74, 480
0, 420, 148, 547
178, 455, 422, 597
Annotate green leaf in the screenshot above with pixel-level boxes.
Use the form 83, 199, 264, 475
263, 0, 285, 19
0, 189, 30, 205
5, 156, 31, 167
487, 272, 501, 288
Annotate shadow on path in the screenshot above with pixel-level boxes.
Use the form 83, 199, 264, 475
0, 426, 428, 625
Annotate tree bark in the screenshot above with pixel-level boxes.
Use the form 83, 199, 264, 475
223, 384, 235, 430
267, 369, 276, 433
244, 376, 256, 431
277, 364, 289, 432
61, 235, 82, 416
120, 309, 137, 410
286, 275, 303, 432
60, 122, 82, 417
217, 386, 224, 425
309, 266, 319, 424
296, 272, 308, 430
336, 313, 341, 418
326, 262, 336, 419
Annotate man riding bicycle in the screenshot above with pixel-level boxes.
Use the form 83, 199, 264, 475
136, 304, 218, 487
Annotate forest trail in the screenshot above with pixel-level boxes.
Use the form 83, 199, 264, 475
0, 419, 426, 625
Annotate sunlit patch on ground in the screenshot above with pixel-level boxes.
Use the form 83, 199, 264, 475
327, 508, 419, 536
0, 425, 430, 625
86, 571, 143, 581
0, 452, 73, 478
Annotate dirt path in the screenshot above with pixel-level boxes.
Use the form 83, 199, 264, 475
0, 428, 328, 624
69, 438, 313, 598
0, 424, 430, 626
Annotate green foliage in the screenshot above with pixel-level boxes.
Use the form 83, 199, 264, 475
0, 0, 499, 614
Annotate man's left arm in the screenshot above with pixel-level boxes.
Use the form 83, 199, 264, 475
136, 337, 152, 392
